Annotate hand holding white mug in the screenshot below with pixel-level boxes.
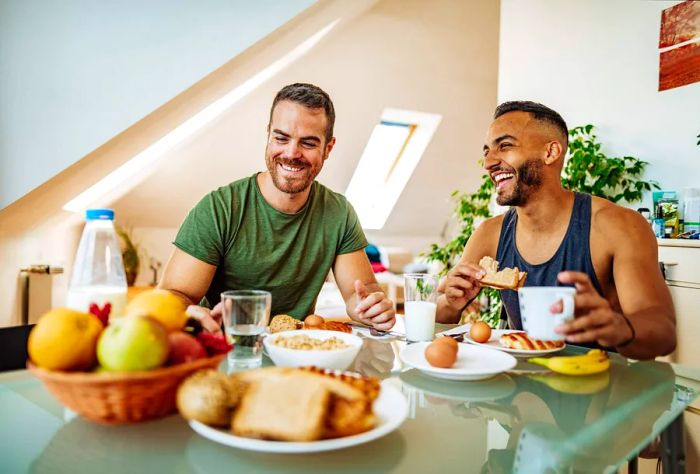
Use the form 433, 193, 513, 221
552, 271, 634, 347
519, 286, 575, 341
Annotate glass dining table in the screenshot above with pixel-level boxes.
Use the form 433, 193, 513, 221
1, 324, 698, 474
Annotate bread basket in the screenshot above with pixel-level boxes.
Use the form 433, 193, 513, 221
28, 354, 225, 424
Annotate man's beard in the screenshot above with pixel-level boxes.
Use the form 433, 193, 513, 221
266, 154, 323, 195
495, 159, 544, 206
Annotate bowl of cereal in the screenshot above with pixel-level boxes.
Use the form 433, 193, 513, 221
263, 330, 363, 370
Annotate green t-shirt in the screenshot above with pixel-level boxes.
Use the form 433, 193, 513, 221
173, 174, 368, 319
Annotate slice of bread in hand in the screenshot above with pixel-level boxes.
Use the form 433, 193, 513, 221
232, 374, 330, 441
478, 256, 527, 290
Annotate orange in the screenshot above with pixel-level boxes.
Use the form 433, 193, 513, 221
123, 289, 188, 332
28, 308, 103, 370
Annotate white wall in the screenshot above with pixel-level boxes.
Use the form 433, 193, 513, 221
0, 0, 314, 209
129, 227, 178, 287
498, 0, 699, 209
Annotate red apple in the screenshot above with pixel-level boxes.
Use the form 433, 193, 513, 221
167, 332, 207, 365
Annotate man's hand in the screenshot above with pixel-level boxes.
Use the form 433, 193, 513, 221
440, 263, 485, 312
552, 271, 634, 347
353, 280, 396, 331
186, 303, 224, 336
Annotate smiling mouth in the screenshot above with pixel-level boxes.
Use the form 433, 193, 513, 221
278, 162, 306, 174
492, 172, 515, 190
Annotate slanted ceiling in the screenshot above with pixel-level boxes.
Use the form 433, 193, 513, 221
110, 0, 500, 241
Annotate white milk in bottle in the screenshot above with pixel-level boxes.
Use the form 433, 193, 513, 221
66, 209, 127, 319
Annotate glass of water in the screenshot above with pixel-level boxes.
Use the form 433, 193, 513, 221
403, 274, 439, 342
221, 290, 271, 369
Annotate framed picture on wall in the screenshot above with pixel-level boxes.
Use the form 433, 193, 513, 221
658, 0, 700, 91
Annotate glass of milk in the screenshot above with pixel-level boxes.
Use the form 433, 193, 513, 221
403, 273, 439, 342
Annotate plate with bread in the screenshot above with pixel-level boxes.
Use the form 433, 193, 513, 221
465, 329, 565, 357
269, 314, 354, 334
179, 366, 408, 453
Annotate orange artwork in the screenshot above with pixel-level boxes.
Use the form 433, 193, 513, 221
658, 1, 700, 91
659, 0, 700, 48
659, 40, 700, 91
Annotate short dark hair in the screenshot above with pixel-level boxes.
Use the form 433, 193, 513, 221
494, 101, 568, 147
269, 83, 335, 143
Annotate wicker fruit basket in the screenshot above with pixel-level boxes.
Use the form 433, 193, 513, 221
28, 354, 225, 424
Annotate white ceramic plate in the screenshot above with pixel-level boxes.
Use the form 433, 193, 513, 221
399, 369, 516, 401
399, 342, 517, 381
464, 329, 566, 357
188, 381, 407, 453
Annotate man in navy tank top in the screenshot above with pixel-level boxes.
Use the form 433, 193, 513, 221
436, 101, 675, 360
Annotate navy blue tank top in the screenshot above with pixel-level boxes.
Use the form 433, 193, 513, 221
496, 192, 604, 329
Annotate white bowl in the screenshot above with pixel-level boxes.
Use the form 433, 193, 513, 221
263, 330, 363, 371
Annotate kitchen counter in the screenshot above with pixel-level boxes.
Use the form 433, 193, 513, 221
657, 238, 700, 248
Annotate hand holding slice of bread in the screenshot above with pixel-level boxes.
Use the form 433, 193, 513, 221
478, 256, 527, 290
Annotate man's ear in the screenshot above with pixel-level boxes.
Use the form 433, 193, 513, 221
544, 141, 564, 165
324, 137, 336, 160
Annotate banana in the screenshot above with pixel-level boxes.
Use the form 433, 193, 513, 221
528, 371, 610, 395
528, 349, 611, 375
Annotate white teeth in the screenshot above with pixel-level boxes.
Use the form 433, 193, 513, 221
494, 173, 514, 182
280, 164, 303, 172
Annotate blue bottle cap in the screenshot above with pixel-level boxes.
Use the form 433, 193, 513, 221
85, 209, 115, 221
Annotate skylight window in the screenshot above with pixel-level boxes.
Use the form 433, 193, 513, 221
345, 108, 441, 230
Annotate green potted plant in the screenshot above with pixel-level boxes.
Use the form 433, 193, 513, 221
424, 124, 658, 327
116, 225, 142, 286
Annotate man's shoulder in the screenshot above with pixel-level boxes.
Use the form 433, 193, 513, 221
591, 195, 646, 227
206, 175, 255, 202
477, 213, 507, 238
590, 195, 654, 245
312, 181, 351, 211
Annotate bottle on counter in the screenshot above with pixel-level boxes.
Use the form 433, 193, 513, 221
653, 206, 666, 239
66, 209, 127, 319
684, 188, 700, 234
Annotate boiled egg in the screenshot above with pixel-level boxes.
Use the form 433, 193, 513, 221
469, 321, 492, 343
425, 340, 458, 368
433, 336, 459, 354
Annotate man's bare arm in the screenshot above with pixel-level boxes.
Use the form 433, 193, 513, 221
436, 216, 501, 323
158, 248, 217, 307
557, 208, 676, 359
332, 249, 395, 330
608, 210, 676, 358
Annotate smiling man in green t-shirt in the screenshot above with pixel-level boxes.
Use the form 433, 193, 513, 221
158, 83, 395, 333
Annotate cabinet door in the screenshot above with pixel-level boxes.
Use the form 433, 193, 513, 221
668, 285, 700, 366
668, 285, 700, 474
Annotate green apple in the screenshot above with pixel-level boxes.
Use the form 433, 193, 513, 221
97, 316, 169, 371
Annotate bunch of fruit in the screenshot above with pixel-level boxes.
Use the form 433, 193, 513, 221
528, 349, 611, 375
28, 289, 232, 372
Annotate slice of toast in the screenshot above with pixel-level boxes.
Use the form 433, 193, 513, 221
232, 374, 330, 441
479, 256, 527, 290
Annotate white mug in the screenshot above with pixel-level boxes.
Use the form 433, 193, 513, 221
518, 287, 576, 341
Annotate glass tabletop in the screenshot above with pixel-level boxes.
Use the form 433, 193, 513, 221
1, 324, 698, 474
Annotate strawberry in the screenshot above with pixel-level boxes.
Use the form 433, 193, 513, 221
196, 332, 233, 356
88, 302, 111, 327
